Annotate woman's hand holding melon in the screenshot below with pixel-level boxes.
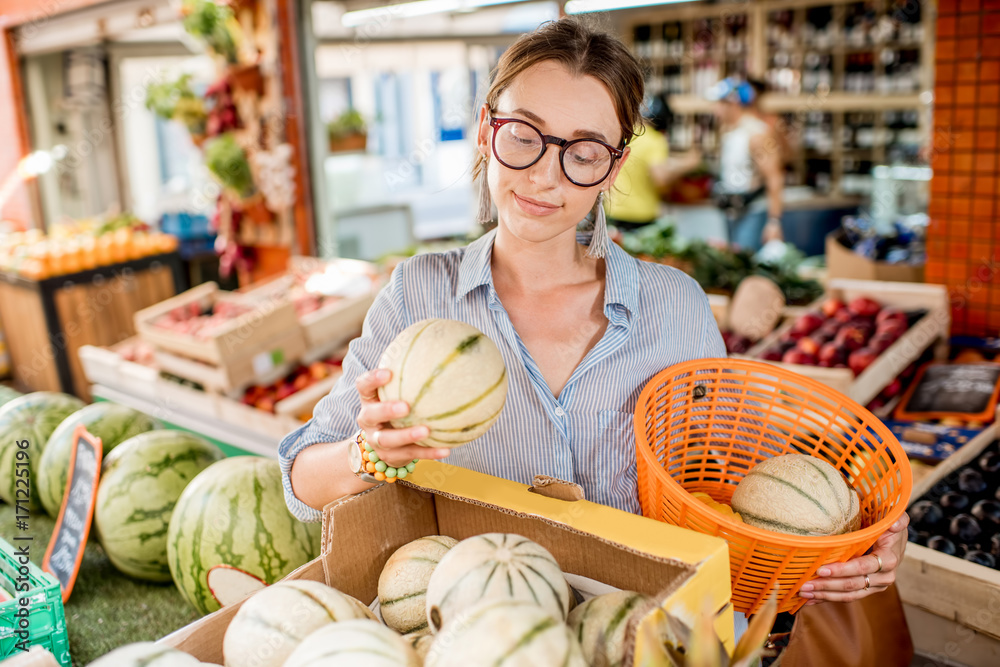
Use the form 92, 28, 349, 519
798, 512, 910, 605
355, 369, 450, 468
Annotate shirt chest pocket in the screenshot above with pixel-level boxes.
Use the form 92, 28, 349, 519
597, 409, 635, 434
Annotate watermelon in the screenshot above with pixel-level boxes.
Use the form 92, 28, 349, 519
284, 619, 420, 667
425, 533, 570, 632
377, 319, 507, 448
167, 457, 321, 615
730, 453, 861, 536
567, 591, 654, 667
378, 535, 458, 634
88, 642, 203, 667
38, 402, 160, 517
0, 392, 85, 510
424, 599, 586, 667
0, 385, 22, 409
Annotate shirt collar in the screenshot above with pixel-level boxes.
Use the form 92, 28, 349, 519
454, 227, 640, 318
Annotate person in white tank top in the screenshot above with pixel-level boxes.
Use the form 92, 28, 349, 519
708, 78, 786, 251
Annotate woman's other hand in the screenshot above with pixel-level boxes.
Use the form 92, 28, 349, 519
355, 368, 450, 468
797, 512, 910, 604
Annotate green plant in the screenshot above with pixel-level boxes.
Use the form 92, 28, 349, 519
182, 0, 239, 64
145, 74, 207, 135
327, 108, 367, 140
204, 134, 255, 198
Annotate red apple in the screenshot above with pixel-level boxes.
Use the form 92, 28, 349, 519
818, 342, 848, 366
848, 347, 879, 375
881, 378, 903, 399
834, 326, 867, 351
875, 318, 908, 339
821, 298, 846, 318
780, 328, 807, 344
848, 296, 882, 318
791, 312, 826, 335
727, 334, 753, 354
833, 307, 853, 323
796, 336, 822, 356
817, 320, 841, 338
876, 307, 908, 327
867, 333, 896, 354
783, 349, 817, 366
760, 346, 785, 361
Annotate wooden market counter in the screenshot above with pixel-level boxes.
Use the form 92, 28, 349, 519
0, 253, 184, 400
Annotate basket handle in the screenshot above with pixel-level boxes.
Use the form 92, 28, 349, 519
528, 475, 584, 502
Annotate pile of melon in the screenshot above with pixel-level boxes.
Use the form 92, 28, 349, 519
158, 532, 664, 667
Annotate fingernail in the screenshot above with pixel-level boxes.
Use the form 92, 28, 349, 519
799, 591, 814, 599
394, 402, 408, 416
436, 449, 450, 458
800, 583, 813, 591
818, 567, 831, 577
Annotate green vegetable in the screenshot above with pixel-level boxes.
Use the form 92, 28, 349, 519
145, 74, 207, 135
182, 0, 239, 64
327, 108, 367, 140
204, 133, 255, 198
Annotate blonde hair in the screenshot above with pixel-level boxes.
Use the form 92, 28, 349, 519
472, 17, 645, 183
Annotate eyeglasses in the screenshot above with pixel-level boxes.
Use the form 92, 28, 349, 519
487, 115, 624, 187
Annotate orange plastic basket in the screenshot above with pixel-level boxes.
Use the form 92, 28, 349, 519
634, 358, 912, 615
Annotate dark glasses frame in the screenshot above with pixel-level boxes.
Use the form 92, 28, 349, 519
487, 114, 625, 187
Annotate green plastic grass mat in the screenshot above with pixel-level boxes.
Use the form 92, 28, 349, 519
0, 502, 200, 666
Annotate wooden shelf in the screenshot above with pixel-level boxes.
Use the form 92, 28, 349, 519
669, 92, 925, 114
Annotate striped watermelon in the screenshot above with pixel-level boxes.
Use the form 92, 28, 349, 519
0, 386, 21, 409
167, 457, 321, 615
89, 642, 204, 667
425, 533, 570, 632
285, 619, 420, 667
0, 392, 85, 510
377, 319, 507, 448
223, 580, 375, 667
567, 591, 654, 667
95, 430, 223, 581
730, 453, 861, 536
38, 403, 160, 517
378, 535, 458, 634
424, 599, 586, 667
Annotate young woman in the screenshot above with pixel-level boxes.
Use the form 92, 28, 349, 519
280, 18, 907, 620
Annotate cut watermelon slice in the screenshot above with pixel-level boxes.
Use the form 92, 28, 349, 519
207, 565, 266, 607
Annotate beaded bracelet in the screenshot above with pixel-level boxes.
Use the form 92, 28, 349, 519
356, 431, 418, 483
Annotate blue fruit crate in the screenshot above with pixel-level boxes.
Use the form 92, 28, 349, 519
0, 537, 71, 666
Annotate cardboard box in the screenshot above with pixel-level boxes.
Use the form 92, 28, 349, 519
159, 462, 734, 663
826, 230, 925, 283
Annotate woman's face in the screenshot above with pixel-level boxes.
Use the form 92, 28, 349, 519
477, 60, 629, 249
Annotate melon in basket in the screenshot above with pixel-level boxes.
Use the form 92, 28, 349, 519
379, 535, 458, 634
223, 580, 375, 667
284, 619, 420, 667
425, 533, 570, 632
730, 454, 861, 536
377, 319, 507, 448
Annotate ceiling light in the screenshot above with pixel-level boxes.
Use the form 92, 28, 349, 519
565, 0, 691, 14
342, 0, 526, 27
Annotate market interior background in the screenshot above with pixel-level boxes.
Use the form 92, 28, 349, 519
2, 1, 1000, 666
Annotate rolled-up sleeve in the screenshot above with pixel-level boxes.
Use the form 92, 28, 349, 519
279, 263, 409, 521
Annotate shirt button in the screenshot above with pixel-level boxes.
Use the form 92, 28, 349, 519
555, 407, 566, 417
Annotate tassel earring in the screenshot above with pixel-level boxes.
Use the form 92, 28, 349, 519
477, 173, 493, 224
586, 190, 609, 259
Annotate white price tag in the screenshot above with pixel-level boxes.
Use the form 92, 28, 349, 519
253, 349, 283, 377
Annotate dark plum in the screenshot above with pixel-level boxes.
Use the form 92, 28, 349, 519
979, 451, 1000, 474
940, 492, 970, 511
959, 469, 988, 494
910, 500, 945, 526
907, 525, 920, 544
931, 480, 953, 497
950, 514, 983, 543
991, 534, 1000, 558
927, 535, 957, 555
964, 550, 997, 568
971, 500, 1000, 525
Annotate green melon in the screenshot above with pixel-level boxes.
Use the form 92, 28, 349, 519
378, 535, 458, 634
95, 430, 223, 581
88, 642, 203, 667
377, 319, 507, 448
567, 591, 654, 667
424, 599, 586, 667
285, 619, 420, 667
167, 457, 321, 615
0, 392, 85, 510
0, 385, 22, 409
730, 453, 862, 536
39, 402, 160, 517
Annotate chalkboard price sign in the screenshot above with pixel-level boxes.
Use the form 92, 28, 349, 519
894, 362, 1000, 423
42, 425, 102, 603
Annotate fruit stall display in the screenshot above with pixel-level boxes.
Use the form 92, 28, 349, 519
739, 279, 950, 407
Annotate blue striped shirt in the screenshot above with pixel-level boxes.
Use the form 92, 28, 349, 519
278, 229, 726, 523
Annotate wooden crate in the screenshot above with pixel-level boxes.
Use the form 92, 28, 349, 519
215, 371, 340, 442
78, 338, 159, 399
134, 282, 301, 366
897, 420, 1000, 644
152, 327, 307, 395
241, 256, 377, 352
741, 279, 950, 406
0, 254, 182, 400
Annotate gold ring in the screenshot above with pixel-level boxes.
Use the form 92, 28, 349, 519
873, 553, 883, 573
864, 574, 871, 591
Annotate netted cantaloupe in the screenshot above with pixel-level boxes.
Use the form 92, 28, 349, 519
425, 533, 569, 632
730, 454, 861, 536
223, 580, 376, 667
424, 600, 586, 667
377, 319, 507, 448
378, 535, 458, 634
